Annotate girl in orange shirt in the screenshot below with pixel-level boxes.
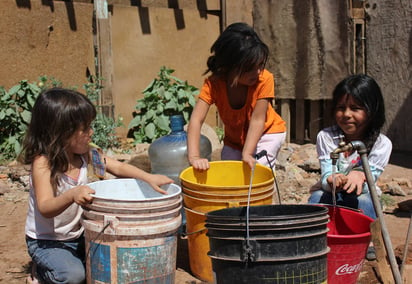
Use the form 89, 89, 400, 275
188, 22, 286, 170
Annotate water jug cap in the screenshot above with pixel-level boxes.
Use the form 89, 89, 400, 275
170, 115, 184, 132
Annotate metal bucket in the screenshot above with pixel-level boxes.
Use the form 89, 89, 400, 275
206, 204, 329, 284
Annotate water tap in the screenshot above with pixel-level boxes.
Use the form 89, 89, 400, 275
330, 141, 353, 165
330, 140, 367, 165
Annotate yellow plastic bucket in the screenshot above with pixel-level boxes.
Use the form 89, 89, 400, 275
180, 161, 274, 194
182, 191, 274, 213
181, 183, 273, 200
179, 161, 275, 282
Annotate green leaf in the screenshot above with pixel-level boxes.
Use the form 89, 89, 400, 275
145, 123, 156, 139
145, 109, 156, 120
142, 79, 156, 94
165, 100, 177, 110
188, 95, 196, 107
128, 116, 141, 129
8, 84, 22, 95
20, 110, 32, 124
156, 115, 170, 131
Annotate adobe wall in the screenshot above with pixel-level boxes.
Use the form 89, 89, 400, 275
0, 0, 223, 137
109, 3, 220, 136
1, 0, 411, 152
0, 1, 94, 90
110, 0, 251, 136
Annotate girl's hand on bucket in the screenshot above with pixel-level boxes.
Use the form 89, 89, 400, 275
189, 157, 210, 171
72, 185, 95, 206
242, 154, 256, 170
146, 174, 173, 195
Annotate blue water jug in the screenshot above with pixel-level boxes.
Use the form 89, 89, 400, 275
148, 114, 212, 184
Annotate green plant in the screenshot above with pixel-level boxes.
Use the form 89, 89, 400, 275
91, 113, 123, 150
0, 80, 41, 161
380, 193, 396, 208
0, 75, 123, 163
38, 75, 63, 89
83, 75, 123, 150
128, 66, 198, 143
83, 75, 104, 104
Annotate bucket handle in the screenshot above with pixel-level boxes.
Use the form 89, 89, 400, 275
180, 227, 207, 239
85, 220, 112, 262
243, 162, 256, 262
255, 150, 281, 205
243, 151, 278, 262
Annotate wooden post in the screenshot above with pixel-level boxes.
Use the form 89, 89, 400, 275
309, 100, 321, 143
350, 0, 366, 74
295, 98, 305, 144
94, 0, 114, 117
280, 99, 291, 144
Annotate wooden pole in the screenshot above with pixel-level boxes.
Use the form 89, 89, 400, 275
94, 0, 114, 117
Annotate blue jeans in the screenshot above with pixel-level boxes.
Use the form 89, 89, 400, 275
26, 235, 86, 284
308, 190, 377, 219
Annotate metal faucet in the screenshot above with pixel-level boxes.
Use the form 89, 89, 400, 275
330, 140, 402, 283
330, 141, 353, 164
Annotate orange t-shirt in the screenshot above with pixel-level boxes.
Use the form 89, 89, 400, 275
198, 69, 286, 151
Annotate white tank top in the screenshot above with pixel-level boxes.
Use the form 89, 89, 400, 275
25, 156, 88, 240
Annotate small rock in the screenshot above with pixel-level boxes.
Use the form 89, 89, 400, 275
393, 177, 412, 187
277, 147, 293, 168
135, 143, 150, 154
0, 180, 10, 195
298, 158, 320, 172
387, 181, 407, 196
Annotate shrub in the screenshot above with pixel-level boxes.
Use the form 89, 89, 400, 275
128, 66, 198, 143
0, 80, 40, 161
0, 76, 122, 162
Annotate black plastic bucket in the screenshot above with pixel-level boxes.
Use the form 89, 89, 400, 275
205, 204, 329, 284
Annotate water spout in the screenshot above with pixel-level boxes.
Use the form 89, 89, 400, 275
330, 141, 353, 165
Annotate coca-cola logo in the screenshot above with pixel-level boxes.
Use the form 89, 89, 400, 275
335, 259, 364, 275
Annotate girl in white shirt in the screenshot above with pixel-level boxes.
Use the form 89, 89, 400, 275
20, 88, 173, 284
308, 74, 392, 220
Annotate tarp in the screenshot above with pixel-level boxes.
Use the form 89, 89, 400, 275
253, 0, 349, 100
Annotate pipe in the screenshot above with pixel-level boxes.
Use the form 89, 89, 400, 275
400, 212, 412, 277
330, 141, 402, 284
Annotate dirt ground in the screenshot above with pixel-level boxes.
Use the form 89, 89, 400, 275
0, 150, 411, 284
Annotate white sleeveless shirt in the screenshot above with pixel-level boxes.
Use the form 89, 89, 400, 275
25, 156, 88, 240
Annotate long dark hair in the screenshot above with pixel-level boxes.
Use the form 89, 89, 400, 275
332, 74, 386, 152
19, 88, 96, 190
204, 22, 269, 85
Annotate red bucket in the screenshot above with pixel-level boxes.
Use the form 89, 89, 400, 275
325, 205, 373, 284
